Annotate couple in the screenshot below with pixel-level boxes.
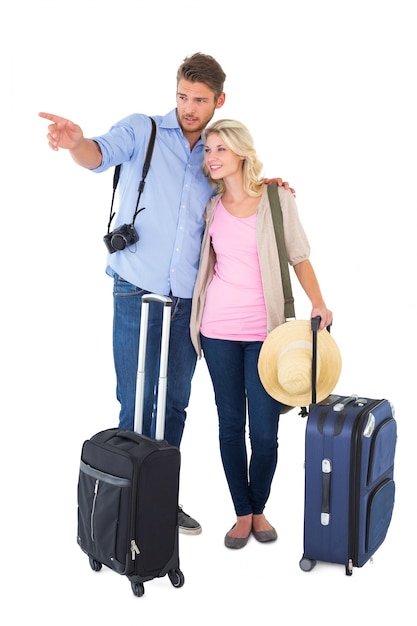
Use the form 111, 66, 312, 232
39, 52, 332, 549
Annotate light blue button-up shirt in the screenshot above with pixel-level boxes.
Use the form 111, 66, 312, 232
92, 109, 214, 298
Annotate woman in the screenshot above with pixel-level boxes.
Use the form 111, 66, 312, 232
190, 119, 333, 548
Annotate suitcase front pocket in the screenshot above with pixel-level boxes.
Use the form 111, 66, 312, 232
367, 417, 397, 484
78, 461, 132, 573
366, 478, 395, 553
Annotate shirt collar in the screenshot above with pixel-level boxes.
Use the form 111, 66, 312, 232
160, 109, 204, 148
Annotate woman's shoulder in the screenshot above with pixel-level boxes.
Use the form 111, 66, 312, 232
268, 183, 297, 209
206, 192, 223, 209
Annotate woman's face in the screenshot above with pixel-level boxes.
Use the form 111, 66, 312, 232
204, 132, 244, 180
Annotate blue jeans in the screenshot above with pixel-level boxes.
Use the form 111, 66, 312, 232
113, 274, 197, 448
201, 335, 281, 517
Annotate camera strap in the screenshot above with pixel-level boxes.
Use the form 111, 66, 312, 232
106, 116, 157, 234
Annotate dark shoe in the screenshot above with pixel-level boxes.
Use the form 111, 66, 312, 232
178, 505, 202, 535
252, 527, 278, 543
224, 525, 250, 549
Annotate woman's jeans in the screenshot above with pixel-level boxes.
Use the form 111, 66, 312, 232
113, 274, 197, 448
201, 335, 281, 517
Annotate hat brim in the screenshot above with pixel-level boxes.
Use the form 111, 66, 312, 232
258, 320, 342, 407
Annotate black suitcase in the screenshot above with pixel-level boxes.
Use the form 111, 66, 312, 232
299, 318, 397, 575
77, 294, 184, 597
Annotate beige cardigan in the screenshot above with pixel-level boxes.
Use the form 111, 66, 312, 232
190, 185, 310, 357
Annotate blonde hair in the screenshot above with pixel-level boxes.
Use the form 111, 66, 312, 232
202, 119, 264, 196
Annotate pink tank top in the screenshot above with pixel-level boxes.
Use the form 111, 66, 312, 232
200, 199, 267, 341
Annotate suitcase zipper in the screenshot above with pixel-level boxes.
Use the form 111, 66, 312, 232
90, 479, 99, 542
130, 457, 141, 567
348, 400, 384, 567
131, 540, 140, 560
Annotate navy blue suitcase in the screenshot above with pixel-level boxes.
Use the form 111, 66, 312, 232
299, 320, 397, 575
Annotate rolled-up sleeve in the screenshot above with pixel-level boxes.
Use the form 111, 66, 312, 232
279, 187, 310, 266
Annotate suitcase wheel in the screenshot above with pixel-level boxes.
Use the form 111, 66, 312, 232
299, 556, 317, 572
89, 556, 102, 572
131, 581, 145, 597
168, 568, 185, 588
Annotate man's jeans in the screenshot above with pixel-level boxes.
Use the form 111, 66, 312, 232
201, 335, 281, 517
113, 274, 197, 448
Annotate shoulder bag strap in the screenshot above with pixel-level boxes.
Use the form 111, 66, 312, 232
267, 183, 295, 320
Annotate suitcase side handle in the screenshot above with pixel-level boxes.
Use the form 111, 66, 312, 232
115, 430, 143, 443
321, 458, 332, 525
333, 395, 359, 412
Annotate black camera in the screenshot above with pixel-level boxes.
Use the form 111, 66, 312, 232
104, 223, 139, 254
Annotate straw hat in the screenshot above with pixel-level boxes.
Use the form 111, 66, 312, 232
258, 320, 342, 407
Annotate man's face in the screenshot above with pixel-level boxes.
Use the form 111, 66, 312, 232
176, 79, 225, 137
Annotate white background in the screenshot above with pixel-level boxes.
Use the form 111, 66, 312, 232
1, 1, 415, 623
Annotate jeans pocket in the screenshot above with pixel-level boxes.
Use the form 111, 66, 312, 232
113, 273, 145, 297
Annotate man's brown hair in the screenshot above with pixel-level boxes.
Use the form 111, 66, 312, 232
177, 53, 226, 101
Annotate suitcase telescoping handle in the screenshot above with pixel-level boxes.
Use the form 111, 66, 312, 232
310, 316, 320, 405
299, 316, 323, 415
311, 317, 359, 412
310, 316, 333, 404
134, 294, 173, 440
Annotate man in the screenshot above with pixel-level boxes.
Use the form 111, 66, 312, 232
39, 53, 288, 535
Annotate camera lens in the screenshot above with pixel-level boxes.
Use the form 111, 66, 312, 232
111, 234, 127, 251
